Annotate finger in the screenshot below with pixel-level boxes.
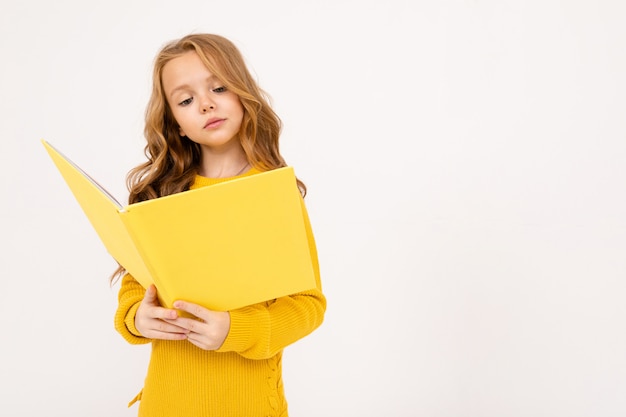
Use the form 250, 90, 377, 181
185, 331, 223, 351
142, 286, 178, 320
142, 285, 158, 305
152, 319, 189, 334
165, 316, 206, 333
172, 300, 209, 321
139, 303, 178, 321
185, 333, 210, 350
152, 307, 179, 321
144, 329, 188, 341
140, 318, 190, 340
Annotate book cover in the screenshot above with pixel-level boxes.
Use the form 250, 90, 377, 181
42, 140, 317, 310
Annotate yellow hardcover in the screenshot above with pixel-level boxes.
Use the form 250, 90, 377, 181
42, 140, 316, 311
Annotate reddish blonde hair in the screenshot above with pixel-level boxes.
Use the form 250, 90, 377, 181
128, 33, 305, 202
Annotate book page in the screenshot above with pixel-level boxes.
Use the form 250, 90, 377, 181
42, 141, 123, 209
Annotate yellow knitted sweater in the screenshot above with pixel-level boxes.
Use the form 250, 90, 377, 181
114, 168, 326, 417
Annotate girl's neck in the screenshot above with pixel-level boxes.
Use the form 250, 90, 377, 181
198, 149, 250, 179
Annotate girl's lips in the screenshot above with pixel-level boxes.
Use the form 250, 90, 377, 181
204, 118, 225, 129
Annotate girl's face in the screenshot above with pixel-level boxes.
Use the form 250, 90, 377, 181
162, 51, 244, 153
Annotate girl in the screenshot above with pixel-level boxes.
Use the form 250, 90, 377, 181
113, 33, 326, 417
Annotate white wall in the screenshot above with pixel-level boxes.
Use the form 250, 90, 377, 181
1, 1, 625, 416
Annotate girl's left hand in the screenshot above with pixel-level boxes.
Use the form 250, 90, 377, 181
165, 300, 231, 350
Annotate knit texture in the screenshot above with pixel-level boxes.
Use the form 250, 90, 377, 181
114, 167, 326, 417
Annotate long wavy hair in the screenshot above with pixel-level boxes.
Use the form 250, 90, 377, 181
111, 33, 304, 284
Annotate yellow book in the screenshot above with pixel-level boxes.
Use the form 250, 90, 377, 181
42, 140, 316, 311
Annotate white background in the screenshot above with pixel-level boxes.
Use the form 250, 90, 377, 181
1, 1, 625, 416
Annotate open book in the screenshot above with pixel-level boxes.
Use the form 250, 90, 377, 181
42, 140, 316, 311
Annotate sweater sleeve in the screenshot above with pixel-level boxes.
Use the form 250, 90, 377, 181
217, 196, 327, 359
114, 273, 151, 345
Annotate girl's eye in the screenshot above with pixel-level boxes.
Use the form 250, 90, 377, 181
212, 86, 227, 93
179, 97, 193, 106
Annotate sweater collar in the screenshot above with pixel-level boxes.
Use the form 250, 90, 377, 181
190, 167, 261, 189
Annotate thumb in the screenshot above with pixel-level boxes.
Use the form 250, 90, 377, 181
143, 284, 158, 305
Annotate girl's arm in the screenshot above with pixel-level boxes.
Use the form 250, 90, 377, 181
216, 287, 326, 360
114, 273, 151, 344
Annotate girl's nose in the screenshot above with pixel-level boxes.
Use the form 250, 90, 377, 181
201, 96, 215, 113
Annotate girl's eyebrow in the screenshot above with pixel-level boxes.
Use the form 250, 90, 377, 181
168, 84, 191, 99
168, 75, 220, 99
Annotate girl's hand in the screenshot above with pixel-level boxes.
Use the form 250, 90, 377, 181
135, 285, 189, 340
165, 300, 231, 351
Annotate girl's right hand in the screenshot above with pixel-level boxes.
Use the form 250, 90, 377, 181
135, 285, 189, 340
